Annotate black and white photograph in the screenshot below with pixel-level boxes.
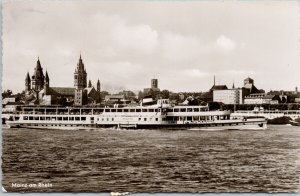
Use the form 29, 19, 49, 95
1, 0, 300, 193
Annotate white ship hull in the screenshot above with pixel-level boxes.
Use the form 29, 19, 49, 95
6, 117, 267, 131
4, 99, 267, 131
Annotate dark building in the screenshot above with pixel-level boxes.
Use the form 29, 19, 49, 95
24, 58, 75, 105
74, 55, 88, 106
73, 55, 101, 106
31, 58, 45, 91
144, 78, 160, 97
151, 79, 158, 89
243, 77, 260, 94
24, 56, 101, 106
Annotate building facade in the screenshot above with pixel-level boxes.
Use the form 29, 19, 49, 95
244, 93, 280, 105
73, 55, 101, 106
213, 88, 249, 104
24, 56, 101, 106
74, 55, 88, 106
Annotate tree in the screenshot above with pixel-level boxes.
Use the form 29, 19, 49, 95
14, 90, 25, 101
138, 91, 144, 101
100, 91, 110, 100
2, 89, 13, 99
160, 89, 170, 99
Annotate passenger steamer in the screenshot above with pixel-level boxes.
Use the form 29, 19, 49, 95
5, 99, 267, 130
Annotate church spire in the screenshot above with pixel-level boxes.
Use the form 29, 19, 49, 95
74, 54, 87, 89
36, 57, 41, 69
97, 79, 100, 92
25, 72, 31, 92
88, 79, 92, 88
25, 72, 31, 82
76, 54, 85, 73
213, 75, 216, 86
44, 71, 50, 95
32, 57, 45, 91
45, 70, 49, 82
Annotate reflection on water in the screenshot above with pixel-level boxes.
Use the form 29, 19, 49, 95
2, 125, 300, 192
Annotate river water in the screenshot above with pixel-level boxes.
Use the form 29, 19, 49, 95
2, 125, 300, 193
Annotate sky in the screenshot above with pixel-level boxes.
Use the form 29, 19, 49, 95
2, 0, 300, 94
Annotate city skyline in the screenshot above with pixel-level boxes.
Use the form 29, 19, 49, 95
3, 1, 300, 93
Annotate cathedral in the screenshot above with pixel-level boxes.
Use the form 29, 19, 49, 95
25, 56, 101, 106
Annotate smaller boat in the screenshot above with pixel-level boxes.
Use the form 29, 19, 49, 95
290, 118, 300, 126
232, 107, 300, 121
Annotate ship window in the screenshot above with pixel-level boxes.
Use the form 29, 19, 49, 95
194, 108, 199, 112
107, 118, 109, 121
105, 109, 110, 112
112, 118, 114, 121
180, 108, 186, 112
142, 109, 147, 112
144, 118, 147, 121
193, 116, 199, 121
46, 117, 51, 120
187, 116, 192, 121
91, 117, 94, 120
138, 118, 141, 121
180, 116, 186, 121
167, 109, 173, 112
154, 109, 158, 112
136, 109, 141, 112
57, 117, 62, 121
156, 118, 158, 121
34, 116, 39, 120
81, 117, 86, 121
63, 117, 68, 121
162, 118, 167, 121
23, 116, 28, 120
130, 109, 135, 112
111, 109, 116, 112
40, 117, 45, 120
69, 117, 74, 121
174, 108, 179, 112
200, 108, 206, 111
117, 109, 122, 112
123, 109, 129, 112
75, 117, 80, 121
187, 108, 193, 112
149, 109, 154, 112
29, 116, 34, 120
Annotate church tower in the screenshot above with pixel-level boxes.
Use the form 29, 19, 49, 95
97, 79, 100, 92
31, 57, 45, 91
25, 72, 31, 92
74, 55, 88, 106
96, 79, 101, 103
74, 55, 87, 89
44, 71, 50, 95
